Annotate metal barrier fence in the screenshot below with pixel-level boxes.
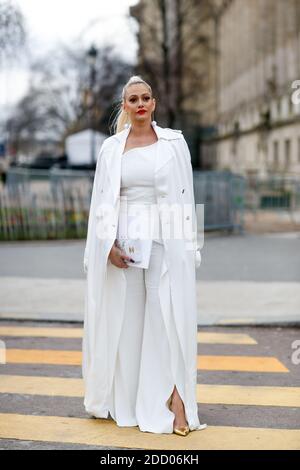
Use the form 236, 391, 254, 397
0, 168, 93, 241
193, 170, 246, 232
0, 167, 246, 241
244, 174, 300, 211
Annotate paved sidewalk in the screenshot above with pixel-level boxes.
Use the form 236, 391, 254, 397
0, 277, 299, 326
0, 232, 299, 326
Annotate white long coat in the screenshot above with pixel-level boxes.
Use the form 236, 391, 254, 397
82, 121, 206, 431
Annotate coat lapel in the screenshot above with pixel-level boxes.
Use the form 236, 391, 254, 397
104, 121, 182, 205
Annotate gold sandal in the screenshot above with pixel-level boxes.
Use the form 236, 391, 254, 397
167, 396, 190, 436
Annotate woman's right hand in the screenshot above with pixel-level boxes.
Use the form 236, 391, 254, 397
108, 244, 131, 268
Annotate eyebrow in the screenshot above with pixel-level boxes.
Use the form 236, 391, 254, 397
128, 93, 150, 98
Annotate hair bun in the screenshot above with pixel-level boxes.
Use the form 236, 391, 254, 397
128, 75, 144, 83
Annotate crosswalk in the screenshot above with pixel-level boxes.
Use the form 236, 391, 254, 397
0, 324, 299, 450
0, 375, 299, 407
1, 349, 289, 372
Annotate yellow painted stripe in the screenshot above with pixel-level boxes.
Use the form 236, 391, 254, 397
2, 349, 289, 372
1, 375, 299, 407
0, 326, 82, 338
197, 332, 257, 345
196, 384, 300, 407
218, 318, 255, 325
198, 355, 289, 373
5, 349, 82, 365
0, 413, 299, 449
0, 327, 257, 345
0, 375, 83, 397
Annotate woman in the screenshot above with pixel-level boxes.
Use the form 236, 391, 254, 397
82, 75, 207, 436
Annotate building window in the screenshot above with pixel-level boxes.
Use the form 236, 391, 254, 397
285, 139, 291, 168
289, 97, 294, 115
277, 100, 281, 119
273, 141, 279, 168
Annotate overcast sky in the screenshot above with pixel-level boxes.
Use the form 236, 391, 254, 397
0, 0, 139, 111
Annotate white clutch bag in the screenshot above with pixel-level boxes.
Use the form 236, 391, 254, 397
116, 238, 142, 263
116, 238, 153, 269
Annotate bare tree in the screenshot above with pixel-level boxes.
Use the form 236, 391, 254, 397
7, 44, 133, 151
131, 0, 231, 129
0, 0, 26, 64
132, 0, 213, 127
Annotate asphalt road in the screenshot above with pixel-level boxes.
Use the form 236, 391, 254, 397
0, 231, 299, 282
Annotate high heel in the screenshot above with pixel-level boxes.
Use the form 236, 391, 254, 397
173, 425, 190, 437
167, 396, 190, 436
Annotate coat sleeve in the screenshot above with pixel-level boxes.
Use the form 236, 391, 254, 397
83, 141, 106, 274
179, 135, 202, 269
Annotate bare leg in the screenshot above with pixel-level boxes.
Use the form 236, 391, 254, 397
168, 386, 188, 429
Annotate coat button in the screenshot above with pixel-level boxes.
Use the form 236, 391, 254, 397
182, 189, 185, 193
186, 216, 190, 220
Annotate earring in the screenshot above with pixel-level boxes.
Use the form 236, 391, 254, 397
151, 111, 156, 126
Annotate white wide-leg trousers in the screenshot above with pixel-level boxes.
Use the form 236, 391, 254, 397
107, 241, 188, 434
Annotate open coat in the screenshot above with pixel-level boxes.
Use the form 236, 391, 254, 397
82, 120, 206, 431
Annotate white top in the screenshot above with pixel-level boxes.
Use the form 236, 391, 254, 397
117, 141, 163, 243
120, 141, 158, 203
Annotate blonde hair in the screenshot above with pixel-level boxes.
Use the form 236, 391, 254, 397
111, 75, 154, 134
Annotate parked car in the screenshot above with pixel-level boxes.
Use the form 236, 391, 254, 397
16, 152, 67, 170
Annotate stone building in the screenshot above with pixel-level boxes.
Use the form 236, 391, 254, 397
130, 0, 300, 176
217, 0, 300, 177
